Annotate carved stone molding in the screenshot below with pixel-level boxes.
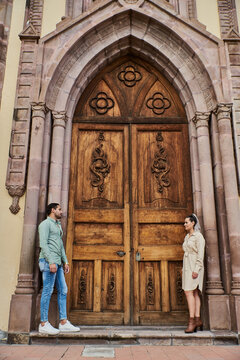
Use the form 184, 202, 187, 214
118, 0, 144, 6
231, 280, 240, 295
214, 103, 232, 122
192, 111, 211, 128
6, 185, 25, 214
206, 280, 226, 295
15, 273, 34, 294
19, 23, 40, 41
52, 110, 67, 128
217, 0, 239, 38
31, 102, 47, 118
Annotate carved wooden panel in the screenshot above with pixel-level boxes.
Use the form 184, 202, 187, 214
102, 261, 124, 311
75, 57, 185, 119
169, 261, 188, 311
75, 128, 124, 208
136, 127, 187, 209
81, 80, 120, 116
74, 223, 123, 245
139, 224, 185, 246
71, 261, 94, 310
139, 262, 161, 311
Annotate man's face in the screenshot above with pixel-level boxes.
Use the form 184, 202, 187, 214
53, 205, 62, 219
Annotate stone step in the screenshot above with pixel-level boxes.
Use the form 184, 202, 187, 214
8, 326, 240, 345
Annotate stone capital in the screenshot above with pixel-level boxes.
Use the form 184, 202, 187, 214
52, 110, 67, 128
31, 102, 47, 119
192, 111, 211, 129
214, 103, 232, 122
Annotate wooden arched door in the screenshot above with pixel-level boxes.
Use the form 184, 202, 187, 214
66, 57, 192, 325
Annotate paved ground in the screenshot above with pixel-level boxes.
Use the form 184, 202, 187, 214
0, 344, 240, 360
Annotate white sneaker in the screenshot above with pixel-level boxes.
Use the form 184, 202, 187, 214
59, 320, 80, 332
39, 321, 60, 335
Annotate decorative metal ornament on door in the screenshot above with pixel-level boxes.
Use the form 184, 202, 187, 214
90, 131, 110, 193
151, 131, 171, 193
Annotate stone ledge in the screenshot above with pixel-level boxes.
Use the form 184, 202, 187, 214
7, 327, 239, 345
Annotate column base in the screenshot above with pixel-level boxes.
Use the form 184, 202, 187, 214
207, 295, 231, 330
206, 281, 224, 295
8, 293, 36, 333
229, 295, 240, 331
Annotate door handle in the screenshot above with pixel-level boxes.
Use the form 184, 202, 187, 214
116, 251, 126, 257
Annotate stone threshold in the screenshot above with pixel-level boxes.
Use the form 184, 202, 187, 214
7, 326, 240, 346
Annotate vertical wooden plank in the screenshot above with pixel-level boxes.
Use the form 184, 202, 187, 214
123, 126, 130, 324
161, 260, 170, 312
132, 125, 140, 324
93, 260, 102, 312
66, 123, 79, 313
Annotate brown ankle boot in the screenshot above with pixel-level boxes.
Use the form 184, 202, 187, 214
185, 317, 197, 333
195, 316, 203, 331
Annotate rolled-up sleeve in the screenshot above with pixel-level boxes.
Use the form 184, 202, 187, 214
194, 234, 205, 274
39, 221, 55, 264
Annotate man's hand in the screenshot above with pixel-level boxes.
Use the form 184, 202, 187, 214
64, 264, 70, 274
49, 263, 57, 273
192, 272, 198, 279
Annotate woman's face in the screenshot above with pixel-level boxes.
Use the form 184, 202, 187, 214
184, 217, 195, 232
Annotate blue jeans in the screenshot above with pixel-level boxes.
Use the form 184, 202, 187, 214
39, 259, 68, 322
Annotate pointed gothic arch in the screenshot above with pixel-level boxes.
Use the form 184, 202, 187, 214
40, 8, 221, 119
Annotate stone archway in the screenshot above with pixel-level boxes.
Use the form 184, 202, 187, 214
10, 3, 240, 333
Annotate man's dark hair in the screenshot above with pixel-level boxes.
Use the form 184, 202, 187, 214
46, 203, 59, 216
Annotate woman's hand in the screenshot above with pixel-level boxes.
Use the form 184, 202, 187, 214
192, 272, 198, 279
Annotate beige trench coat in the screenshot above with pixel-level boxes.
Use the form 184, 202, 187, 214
182, 231, 205, 292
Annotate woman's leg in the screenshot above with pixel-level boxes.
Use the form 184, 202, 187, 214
184, 290, 197, 332
193, 288, 201, 317
184, 290, 195, 317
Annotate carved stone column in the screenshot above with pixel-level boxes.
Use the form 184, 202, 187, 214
48, 111, 67, 204
210, 112, 232, 295
215, 104, 240, 296
8, 102, 46, 333
192, 111, 232, 330
193, 112, 224, 294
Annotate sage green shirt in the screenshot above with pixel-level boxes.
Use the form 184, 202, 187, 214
38, 217, 68, 265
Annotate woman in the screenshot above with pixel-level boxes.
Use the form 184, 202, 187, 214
182, 214, 205, 333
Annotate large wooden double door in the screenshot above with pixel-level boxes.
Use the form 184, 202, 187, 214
66, 58, 192, 325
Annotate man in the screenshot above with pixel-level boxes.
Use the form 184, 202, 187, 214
38, 203, 80, 334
